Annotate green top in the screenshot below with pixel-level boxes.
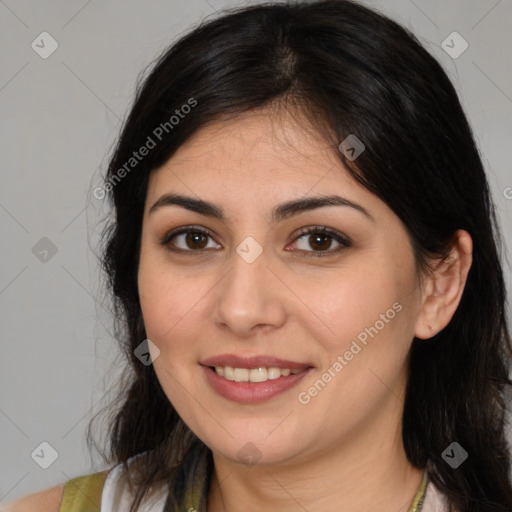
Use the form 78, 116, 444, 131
59, 445, 429, 511
59, 470, 109, 512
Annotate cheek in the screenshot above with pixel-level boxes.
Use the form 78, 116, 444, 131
296, 254, 419, 418
137, 250, 198, 353
304, 258, 414, 349
294, 269, 414, 427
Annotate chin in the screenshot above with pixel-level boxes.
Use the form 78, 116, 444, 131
204, 430, 307, 468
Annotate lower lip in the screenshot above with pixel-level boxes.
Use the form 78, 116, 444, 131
201, 365, 312, 404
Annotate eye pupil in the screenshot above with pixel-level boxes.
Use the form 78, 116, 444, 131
186, 232, 208, 249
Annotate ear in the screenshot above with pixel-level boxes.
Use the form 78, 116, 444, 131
414, 230, 473, 340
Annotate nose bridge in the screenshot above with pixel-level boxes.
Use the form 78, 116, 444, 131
222, 236, 268, 309
212, 235, 285, 334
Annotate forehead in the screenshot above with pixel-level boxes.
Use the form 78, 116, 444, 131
147, 110, 365, 199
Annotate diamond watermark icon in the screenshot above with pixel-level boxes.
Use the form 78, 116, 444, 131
441, 32, 468, 59
32, 237, 58, 263
442, 442, 468, 468
134, 338, 161, 366
31, 441, 59, 469
236, 236, 263, 263
338, 134, 365, 161
236, 442, 262, 466
31, 32, 59, 59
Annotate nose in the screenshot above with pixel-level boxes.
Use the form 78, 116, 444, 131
211, 243, 287, 338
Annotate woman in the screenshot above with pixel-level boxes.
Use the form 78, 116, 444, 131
3, 0, 511, 510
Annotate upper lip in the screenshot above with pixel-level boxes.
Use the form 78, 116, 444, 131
201, 354, 312, 370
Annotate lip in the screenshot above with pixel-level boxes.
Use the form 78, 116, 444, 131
200, 355, 314, 404
200, 354, 311, 370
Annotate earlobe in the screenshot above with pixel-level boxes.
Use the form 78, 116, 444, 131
414, 230, 473, 340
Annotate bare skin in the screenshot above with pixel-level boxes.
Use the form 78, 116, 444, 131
137, 109, 472, 512
0, 484, 64, 511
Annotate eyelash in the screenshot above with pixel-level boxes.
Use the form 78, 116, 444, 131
159, 225, 351, 258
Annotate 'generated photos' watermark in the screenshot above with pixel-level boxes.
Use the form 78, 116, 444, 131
93, 98, 198, 200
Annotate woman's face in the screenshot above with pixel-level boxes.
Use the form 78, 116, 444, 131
138, 110, 426, 466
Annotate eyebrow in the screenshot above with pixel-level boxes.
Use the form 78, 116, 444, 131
149, 193, 374, 223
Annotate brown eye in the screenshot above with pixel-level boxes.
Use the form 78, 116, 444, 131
160, 227, 221, 252
292, 227, 351, 257
184, 232, 208, 249
307, 233, 333, 251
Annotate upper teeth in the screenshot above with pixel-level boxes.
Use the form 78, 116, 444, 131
215, 366, 302, 382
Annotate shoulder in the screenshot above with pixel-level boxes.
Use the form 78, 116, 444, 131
0, 469, 111, 512
0, 483, 65, 512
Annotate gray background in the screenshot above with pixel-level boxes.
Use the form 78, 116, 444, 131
1, 0, 511, 503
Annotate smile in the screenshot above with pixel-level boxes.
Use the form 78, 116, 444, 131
213, 366, 302, 382
200, 355, 313, 404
